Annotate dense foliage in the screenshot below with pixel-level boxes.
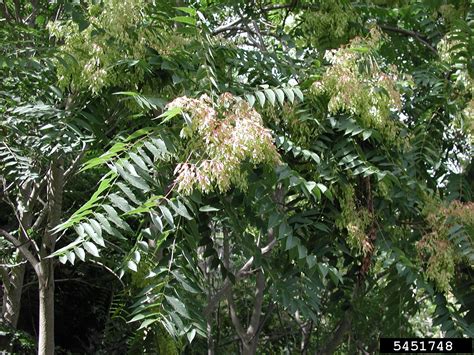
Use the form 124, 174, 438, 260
0, 0, 473, 354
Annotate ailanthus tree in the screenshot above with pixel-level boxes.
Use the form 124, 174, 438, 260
0, 3, 86, 353
1, 0, 473, 354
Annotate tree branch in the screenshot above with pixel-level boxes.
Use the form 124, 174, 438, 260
204, 230, 276, 317
318, 308, 353, 355
253, 302, 275, 341
41, 157, 64, 258
4, 199, 40, 255
64, 143, 88, 183
212, 2, 318, 37
29, 177, 47, 210
227, 288, 246, 339
214, 25, 258, 37
319, 270, 364, 354
32, 206, 48, 231
89, 260, 125, 287
378, 24, 438, 55
247, 269, 265, 336
212, 17, 246, 35
251, 20, 267, 52
0, 228, 39, 269
223, 225, 245, 339
282, 0, 298, 30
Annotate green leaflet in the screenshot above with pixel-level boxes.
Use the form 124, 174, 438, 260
83, 241, 100, 257
55, 172, 117, 230
159, 205, 174, 227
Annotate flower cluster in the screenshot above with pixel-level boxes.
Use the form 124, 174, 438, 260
416, 199, 474, 292
336, 185, 372, 254
312, 28, 403, 140
48, 0, 186, 94
416, 233, 456, 293
168, 93, 281, 194
302, 0, 360, 49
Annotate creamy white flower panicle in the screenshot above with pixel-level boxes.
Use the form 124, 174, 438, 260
312, 28, 403, 140
168, 93, 281, 195
48, 0, 187, 94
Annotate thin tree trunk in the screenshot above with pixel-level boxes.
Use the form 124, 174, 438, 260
242, 338, 259, 355
37, 157, 64, 355
206, 284, 214, 355
241, 270, 265, 355
38, 270, 54, 355
206, 313, 214, 355
221, 224, 271, 355
242, 342, 252, 355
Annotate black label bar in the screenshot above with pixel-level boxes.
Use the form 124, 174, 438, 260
379, 338, 472, 353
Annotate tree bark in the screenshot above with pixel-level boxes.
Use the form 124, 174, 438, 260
241, 335, 259, 355
206, 311, 214, 355
317, 308, 353, 355
241, 270, 265, 355
242, 341, 257, 355
38, 270, 54, 355
1, 183, 34, 329
206, 276, 214, 355
37, 157, 64, 355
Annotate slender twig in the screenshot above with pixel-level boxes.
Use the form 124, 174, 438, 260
251, 20, 267, 52
378, 24, 437, 55
0, 259, 27, 268
32, 206, 48, 231
30, 178, 47, 207
214, 25, 258, 37
89, 260, 125, 287
281, 0, 298, 30
4, 194, 40, 254
212, 2, 318, 38
261, 3, 315, 12
64, 142, 88, 182
27, 0, 39, 26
